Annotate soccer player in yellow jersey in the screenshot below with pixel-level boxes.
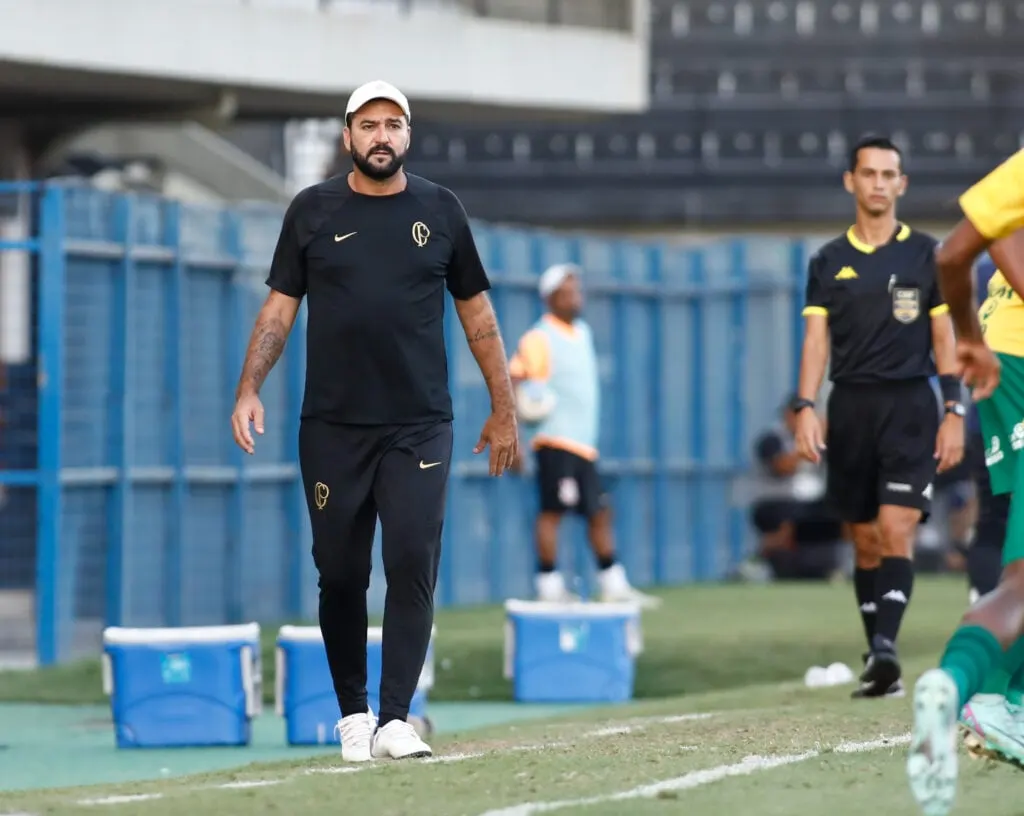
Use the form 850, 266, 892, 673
907, 148, 1024, 814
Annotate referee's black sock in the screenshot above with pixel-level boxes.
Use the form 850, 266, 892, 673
873, 556, 914, 653
853, 567, 878, 648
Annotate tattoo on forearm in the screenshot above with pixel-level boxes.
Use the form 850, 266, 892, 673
237, 316, 286, 398
469, 328, 499, 344
457, 298, 515, 413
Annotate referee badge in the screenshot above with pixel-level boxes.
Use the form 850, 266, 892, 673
892, 287, 920, 324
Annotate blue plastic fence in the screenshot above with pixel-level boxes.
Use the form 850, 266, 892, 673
0, 183, 814, 665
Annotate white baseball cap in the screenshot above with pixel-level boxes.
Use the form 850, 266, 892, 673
538, 263, 582, 299
345, 80, 411, 122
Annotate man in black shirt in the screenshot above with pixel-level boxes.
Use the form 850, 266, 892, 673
794, 135, 965, 698
229, 80, 518, 762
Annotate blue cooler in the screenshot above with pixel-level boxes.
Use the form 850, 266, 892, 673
503, 600, 643, 703
275, 625, 434, 745
101, 623, 262, 748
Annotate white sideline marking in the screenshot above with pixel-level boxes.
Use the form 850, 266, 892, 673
305, 766, 365, 775
475, 734, 912, 816
656, 713, 715, 724
68, 710, 725, 807
424, 752, 486, 763
582, 712, 715, 738
215, 780, 283, 789
587, 726, 632, 737
78, 794, 165, 806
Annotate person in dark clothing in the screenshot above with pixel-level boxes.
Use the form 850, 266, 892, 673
229, 80, 518, 763
793, 135, 965, 698
749, 398, 845, 581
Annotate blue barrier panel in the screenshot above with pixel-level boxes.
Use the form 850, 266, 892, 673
0, 181, 41, 664
0, 183, 817, 665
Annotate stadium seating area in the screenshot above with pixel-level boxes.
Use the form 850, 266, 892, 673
408, 0, 1024, 225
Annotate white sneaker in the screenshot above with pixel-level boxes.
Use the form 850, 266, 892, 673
535, 570, 580, 603
907, 669, 959, 816
334, 710, 376, 762
371, 718, 433, 759
598, 564, 662, 609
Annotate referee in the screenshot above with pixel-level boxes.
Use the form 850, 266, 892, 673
793, 134, 965, 698
229, 80, 518, 762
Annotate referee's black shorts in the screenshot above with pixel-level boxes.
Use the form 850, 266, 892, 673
825, 379, 938, 523
297, 418, 453, 588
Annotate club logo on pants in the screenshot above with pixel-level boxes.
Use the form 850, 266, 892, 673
314, 481, 330, 510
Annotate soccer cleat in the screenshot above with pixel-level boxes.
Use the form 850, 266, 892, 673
371, 718, 433, 759
597, 564, 662, 609
959, 694, 1024, 769
334, 709, 377, 762
852, 650, 902, 698
907, 669, 960, 816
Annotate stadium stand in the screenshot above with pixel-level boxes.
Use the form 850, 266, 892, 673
405, 0, 1024, 225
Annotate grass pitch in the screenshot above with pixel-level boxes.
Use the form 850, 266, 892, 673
1, 576, 1022, 815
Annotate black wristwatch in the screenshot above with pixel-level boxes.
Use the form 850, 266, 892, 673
790, 397, 816, 414
945, 402, 966, 418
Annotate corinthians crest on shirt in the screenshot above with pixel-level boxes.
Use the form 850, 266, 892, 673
892, 287, 920, 324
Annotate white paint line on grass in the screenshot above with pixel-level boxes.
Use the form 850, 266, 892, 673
78, 794, 165, 806
582, 712, 716, 739
68, 709, 729, 808
424, 752, 486, 763
214, 780, 283, 790
586, 726, 633, 737
655, 713, 716, 724
474, 734, 912, 816
304, 766, 366, 775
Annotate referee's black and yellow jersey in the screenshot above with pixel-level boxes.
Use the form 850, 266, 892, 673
803, 223, 946, 383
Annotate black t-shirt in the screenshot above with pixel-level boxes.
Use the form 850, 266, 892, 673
802, 224, 944, 383
266, 172, 491, 424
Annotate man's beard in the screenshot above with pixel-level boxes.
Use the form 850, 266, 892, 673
352, 145, 405, 180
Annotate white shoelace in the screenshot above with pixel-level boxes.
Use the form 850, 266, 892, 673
335, 713, 374, 745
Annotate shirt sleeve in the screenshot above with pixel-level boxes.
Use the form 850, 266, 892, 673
265, 191, 309, 298
508, 329, 551, 381
441, 189, 492, 300
802, 252, 828, 317
958, 149, 1024, 241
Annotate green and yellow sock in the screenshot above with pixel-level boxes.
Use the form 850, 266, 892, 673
939, 625, 1005, 709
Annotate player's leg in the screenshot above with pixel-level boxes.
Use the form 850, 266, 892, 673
953, 371, 1024, 763
848, 521, 882, 651
862, 380, 939, 696
298, 418, 379, 762
966, 426, 1011, 698
967, 424, 1006, 603
577, 458, 661, 607
907, 356, 1023, 810
533, 446, 576, 602
823, 386, 891, 694
370, 420, 453, 760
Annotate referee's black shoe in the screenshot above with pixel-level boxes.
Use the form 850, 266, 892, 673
851, 649, 905, 699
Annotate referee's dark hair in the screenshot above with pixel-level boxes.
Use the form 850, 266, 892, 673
848, 134, 904, 173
